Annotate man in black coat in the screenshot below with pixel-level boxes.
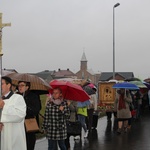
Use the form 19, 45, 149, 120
18, 81, 41, 150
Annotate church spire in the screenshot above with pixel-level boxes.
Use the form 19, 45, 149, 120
81, 52, 87, 62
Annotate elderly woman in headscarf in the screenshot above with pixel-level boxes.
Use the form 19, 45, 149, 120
114, 89, 132, 134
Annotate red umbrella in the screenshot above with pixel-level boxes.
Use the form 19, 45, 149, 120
50, 80, 90, 102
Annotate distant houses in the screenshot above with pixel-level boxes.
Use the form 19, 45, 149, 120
3, 53, 137, 84
3, 68, 18, 73
33, 70, 54, 83
53, 68, 76, 79
2, 68, 18, 76
33, 68, 77, 83
34, 52, 101, 84
99, 72, 134, 81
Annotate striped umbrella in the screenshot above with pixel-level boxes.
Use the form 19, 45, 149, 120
6, 73, 51, 93
130, 81, 147, 88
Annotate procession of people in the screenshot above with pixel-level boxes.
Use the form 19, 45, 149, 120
0, 73, 150, 150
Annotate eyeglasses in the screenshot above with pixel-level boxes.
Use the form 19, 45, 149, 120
1, 83, 6, 85
18, 84, 26, 87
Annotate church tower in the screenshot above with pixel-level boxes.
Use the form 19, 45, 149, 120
80, 52, 87, 71
76, 52, 100, 84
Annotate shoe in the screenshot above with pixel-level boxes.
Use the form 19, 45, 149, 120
124, 127, 128, 133
84, 131, 88, 138
117, 128, 122, 134
74, 136, 80, 140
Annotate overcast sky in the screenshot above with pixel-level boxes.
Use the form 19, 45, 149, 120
0, 0, 150, 79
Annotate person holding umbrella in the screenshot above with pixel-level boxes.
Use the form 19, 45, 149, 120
42, 88, 70, 150
17, 81, 41, 150
47, 80, 90, 144
114, 89, 132, 134
82, 84, 96, 132
77, 100, 89, 138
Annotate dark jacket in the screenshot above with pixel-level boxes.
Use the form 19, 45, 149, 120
68, 101, 77, 122
18, 91, 41, 119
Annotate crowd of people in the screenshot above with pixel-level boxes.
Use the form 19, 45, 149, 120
42, 82, 98, 150
0, 76, 150, 150
0, 76, 98, 150
107, 88, 150, 135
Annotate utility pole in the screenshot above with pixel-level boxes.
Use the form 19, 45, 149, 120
0, 13, 11, 150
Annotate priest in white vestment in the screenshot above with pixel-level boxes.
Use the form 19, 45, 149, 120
0, 76, 27, 150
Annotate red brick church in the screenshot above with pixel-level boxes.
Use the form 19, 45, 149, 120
76, 52, 100, 84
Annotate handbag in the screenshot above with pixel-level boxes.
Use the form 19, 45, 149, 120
25, 118, 39, 133
129, 103, 134, 111
67, 121, 82, 135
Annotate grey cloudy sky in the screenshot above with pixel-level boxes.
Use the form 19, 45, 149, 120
0, 0, 150, 79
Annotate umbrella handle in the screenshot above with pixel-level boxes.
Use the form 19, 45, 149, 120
125, 89, 126, 98
23, 92, 25, 98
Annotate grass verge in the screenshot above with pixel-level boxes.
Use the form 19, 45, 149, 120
36, 95, 47, 139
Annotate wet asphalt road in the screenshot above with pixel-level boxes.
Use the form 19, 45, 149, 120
35, 111, 150, 150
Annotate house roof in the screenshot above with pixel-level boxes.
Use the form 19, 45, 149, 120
2, 69, 15, 76
87, 69, 95, 75
99, 72, 134, 81
81, 52, 87, 61
3, 68, 18, 73
53, 69, 76, 78
33, 70, 54, 82
36, 70, 55, 75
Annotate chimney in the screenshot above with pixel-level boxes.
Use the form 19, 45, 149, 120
58, 68, 61, 71
67, 68, 69, 71
45, 70, 49, 72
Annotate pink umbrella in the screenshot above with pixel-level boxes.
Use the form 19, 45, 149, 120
88, 83, 95, 88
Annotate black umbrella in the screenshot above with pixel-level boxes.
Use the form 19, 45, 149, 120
83, 85, 95, 95
124, 77, 141, 82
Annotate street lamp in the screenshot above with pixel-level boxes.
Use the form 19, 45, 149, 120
113, 3, 120, 79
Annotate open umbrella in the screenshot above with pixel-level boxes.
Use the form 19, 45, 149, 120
88, 83, 95, 88
130, 81, 147, 88
143, 82, 150, 89
50, 80, 90, 102
108, 79, 119, 83
83, 85, 95, 95
112, 82, 139, 90
6, 73, 51, 94
77, 100, 90, 108
124, 77, 141, 82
